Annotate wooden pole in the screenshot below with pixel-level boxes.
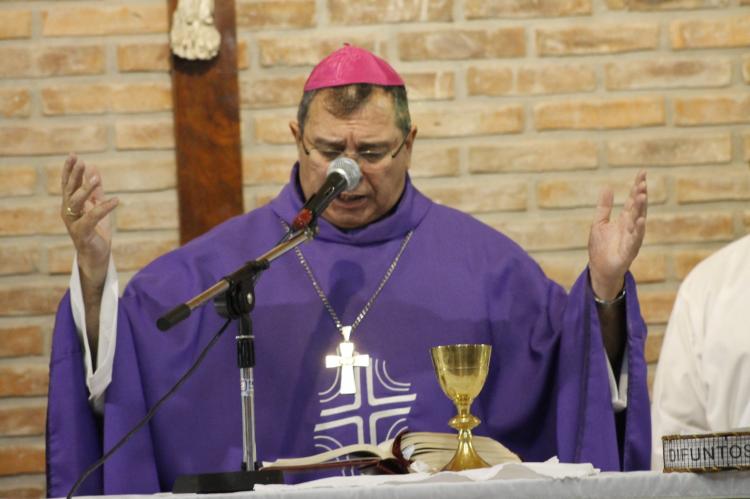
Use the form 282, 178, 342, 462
168, 0, 244, 244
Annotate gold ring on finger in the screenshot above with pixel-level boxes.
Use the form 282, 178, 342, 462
65, 206, 82, 218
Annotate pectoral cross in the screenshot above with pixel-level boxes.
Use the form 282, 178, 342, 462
325, 326, 370, 395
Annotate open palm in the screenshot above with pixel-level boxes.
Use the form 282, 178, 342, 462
60, 154, 119, 282
588, 171, 647, 300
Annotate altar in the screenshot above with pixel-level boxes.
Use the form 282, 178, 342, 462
67, 470, 750, 499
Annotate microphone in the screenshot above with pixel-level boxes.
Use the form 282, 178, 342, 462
292, 157, 361, 230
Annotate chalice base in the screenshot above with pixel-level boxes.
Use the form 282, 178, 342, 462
442, 430, 491, 471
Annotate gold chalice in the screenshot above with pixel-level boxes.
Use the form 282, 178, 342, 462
430, 343, 492, 471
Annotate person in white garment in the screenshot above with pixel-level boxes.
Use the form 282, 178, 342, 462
650, 234, 750, 470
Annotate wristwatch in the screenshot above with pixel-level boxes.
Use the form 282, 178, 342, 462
593, 286, 626, 306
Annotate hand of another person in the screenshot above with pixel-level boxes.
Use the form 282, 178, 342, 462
587, 170, 648, 300
60, 153, 119, 290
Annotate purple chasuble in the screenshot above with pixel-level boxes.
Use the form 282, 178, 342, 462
46, 165, 650, 496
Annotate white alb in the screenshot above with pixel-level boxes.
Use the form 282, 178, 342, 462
651, 234, 750, 469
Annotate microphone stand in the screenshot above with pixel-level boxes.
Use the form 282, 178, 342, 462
159, 226, 315, 493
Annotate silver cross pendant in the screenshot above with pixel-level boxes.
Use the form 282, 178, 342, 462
325, 326, 370, 395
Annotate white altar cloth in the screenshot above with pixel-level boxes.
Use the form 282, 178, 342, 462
66, 469, 750, 499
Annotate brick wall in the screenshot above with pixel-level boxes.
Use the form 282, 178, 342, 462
0, 0, 748, 495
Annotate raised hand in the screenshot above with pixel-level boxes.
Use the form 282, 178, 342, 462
60, 153, 119, 283
60, 154, 119, 354
588, 170, 648, 301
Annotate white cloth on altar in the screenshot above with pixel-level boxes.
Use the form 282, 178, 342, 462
53, 470, 750, 499
254, 457, 598, 490
650, 235, 750, 470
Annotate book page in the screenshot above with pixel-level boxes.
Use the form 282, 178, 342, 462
263, 443, 390, 468
402, 432, 520, 471
262, 431, 520, 472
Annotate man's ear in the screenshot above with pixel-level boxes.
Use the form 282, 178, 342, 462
289, 121, 301, 143
405, 125, 418, 152
403, 126, 418, 171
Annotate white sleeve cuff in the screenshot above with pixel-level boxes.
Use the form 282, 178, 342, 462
69, 254, 119, 413
605, 343, 628, 413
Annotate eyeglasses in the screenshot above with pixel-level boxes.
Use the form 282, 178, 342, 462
301, 134, 408, 167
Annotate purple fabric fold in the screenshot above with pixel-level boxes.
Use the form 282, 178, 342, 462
46, 292, 103, 496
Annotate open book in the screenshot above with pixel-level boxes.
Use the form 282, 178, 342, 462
262, 432, 521, 474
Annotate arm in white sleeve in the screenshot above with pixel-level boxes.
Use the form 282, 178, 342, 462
69, 253, 119, 414
650, 291, 707, 470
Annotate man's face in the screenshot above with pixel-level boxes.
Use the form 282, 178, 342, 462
290, 88, 416, 230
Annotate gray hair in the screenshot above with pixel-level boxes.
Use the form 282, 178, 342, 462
297, 84, 412, 139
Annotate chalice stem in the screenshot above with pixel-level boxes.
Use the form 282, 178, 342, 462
443, 428, 490, 471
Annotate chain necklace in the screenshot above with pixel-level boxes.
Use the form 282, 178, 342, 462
290, 223, 414, 395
